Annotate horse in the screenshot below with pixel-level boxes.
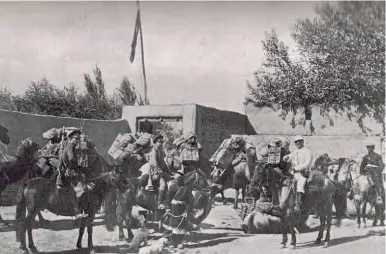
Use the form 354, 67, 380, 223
108, 167, 213, 243
335, 158, 385, 228
211, 142, 257, 209
277, 169, 344, 249
15, 149, 118, 254
0, 138, 41, 226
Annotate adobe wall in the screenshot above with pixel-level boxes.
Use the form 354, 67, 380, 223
234, 134, 385, 163
195, 104, 256, 157
0, 109, 130, 205
246, 104, 384, 136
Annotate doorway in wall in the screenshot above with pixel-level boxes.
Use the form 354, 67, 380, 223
137, 117, 183, 151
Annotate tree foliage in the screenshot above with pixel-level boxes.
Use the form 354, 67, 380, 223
118, 77, 144, 106
0, 65, 143, 120
246, 1, 385, 134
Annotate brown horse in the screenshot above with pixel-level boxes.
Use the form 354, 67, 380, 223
211, 142, 257, 209
15, 149, 118, 254
335, 158, 385, 227
0, 138, 40, 225
277, 170, 343, 249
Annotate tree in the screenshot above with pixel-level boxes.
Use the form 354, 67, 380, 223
117, 76, 144, 106
0, 88, 17, 111
247, 1, 385, 134
246, 30, 317, 133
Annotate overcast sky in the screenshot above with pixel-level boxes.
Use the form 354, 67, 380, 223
0, 1, 318, 113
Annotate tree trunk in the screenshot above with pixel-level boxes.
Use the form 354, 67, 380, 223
304, 105, 314, 135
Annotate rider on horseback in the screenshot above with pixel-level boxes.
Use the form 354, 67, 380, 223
165, 132, 207, 229
261, 137, 291, 203
56, 129, 89, 219
360, 142, 385, 204
146, 134, 175, 210
283, 136, 313, 213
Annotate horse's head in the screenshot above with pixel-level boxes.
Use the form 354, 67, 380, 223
16, 138, 40, 162
313, 153, 338, 173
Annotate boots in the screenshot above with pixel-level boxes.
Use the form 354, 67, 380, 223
295, 192, 303, 213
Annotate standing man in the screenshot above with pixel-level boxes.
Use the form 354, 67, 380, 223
283, 135, 313, 213
360, 142, 385, 205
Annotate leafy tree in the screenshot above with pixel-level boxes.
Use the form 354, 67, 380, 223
117, 76, 144, 106
0, 88, 16, 111
246, 1, 385, 134
246, 30, 317, 133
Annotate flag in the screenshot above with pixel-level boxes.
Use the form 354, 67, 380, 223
130, 8, 141, 63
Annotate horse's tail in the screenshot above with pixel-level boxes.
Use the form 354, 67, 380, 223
104, 188, 116, 232
15, 185, 26, 242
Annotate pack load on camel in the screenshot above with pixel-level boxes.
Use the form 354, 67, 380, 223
240, 136, 291, 219
209, 136, 246, 173
107, 132, 152, 178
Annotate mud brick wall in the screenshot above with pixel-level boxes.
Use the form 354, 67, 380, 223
195, 104, 256, 157
0, 109, 131, 206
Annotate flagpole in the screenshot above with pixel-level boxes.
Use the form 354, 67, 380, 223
137, 0, 149, 105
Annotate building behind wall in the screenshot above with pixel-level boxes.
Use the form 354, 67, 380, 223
121, 104, 256, 157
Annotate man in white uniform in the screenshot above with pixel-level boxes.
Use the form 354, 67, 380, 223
283, 135, 313, 213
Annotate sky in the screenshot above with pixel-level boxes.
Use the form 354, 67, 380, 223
0, 1, 318, 113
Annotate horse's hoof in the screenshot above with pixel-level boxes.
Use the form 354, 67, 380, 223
380, 222, 385, 227
280, 243, 286, 249
233, 205, 238, 210
315, 239, 321, 244
357, 224, 361, 228
223, 201, 227, 205
290, 244, 296, 250
323, 241, 329, 248
76, 243, 82, 249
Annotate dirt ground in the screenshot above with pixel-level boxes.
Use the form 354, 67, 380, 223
0, 190, 384, 254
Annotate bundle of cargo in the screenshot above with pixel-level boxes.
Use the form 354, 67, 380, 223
108, 133, 137, 160
135, 132, 152, 147
209, 138, 236, 169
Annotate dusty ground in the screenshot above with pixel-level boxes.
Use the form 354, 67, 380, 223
0, 190, 384, 254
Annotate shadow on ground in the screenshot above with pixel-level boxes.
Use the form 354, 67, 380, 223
299, 234, 372, 249
184, 231, 252, 249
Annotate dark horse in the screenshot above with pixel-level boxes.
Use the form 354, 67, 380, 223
277, 170, 344, 249
15, 149, 119, 254
108, 169, 213, 242
0, 138, 40, 225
